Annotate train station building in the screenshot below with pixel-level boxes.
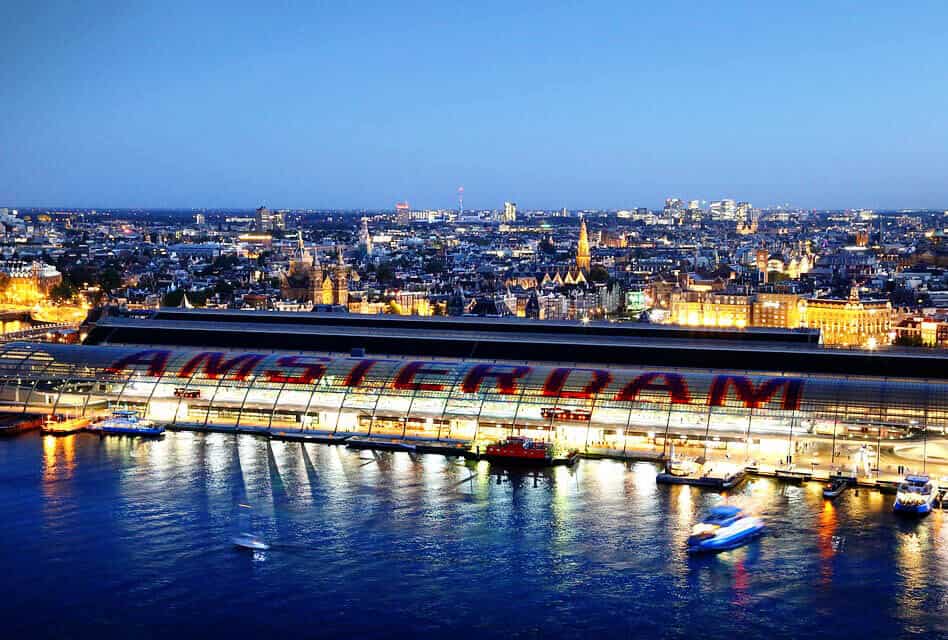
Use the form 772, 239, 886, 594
3, 310, 948, 478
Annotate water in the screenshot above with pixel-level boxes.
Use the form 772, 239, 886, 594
2, 431, 946, 639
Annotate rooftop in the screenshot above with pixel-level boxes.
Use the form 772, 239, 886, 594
83, 309, 948, 379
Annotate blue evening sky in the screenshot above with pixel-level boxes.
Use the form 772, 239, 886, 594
2, 1, 946, 210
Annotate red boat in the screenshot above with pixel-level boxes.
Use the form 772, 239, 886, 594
483, 436, 578, 467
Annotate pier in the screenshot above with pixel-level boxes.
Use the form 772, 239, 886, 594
18, 416, 948, 503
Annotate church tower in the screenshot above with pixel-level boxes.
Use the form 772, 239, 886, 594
359, 217, 373, 255
576, 216, 591, 272
308, 249, 323, 304
333, 245, 349, 307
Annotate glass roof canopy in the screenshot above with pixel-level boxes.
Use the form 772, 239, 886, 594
0, 341, 945, 443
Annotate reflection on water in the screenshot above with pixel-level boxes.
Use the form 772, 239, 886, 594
42, 434, 76, 484
817, 501, 837, 587
2, 431, 947, 639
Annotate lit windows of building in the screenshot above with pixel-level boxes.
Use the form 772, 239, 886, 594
255, 206, 285, 232
669, 291, 751, 328
802, 286, 892, 347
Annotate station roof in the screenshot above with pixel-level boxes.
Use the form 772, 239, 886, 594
83, 309, 948, 380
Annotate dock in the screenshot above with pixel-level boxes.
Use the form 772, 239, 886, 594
16, 414, 947, 506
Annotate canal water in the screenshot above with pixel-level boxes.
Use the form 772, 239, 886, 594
1, 431, 946, 639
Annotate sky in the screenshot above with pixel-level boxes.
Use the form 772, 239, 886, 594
2, 1, 947, 211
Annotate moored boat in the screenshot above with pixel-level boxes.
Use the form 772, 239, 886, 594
483, 436, 578, 467
42, 415, 91, 435
687, 505, 764, 554
88, 410, 165, 437
893, 475, 936, 515
775, 465, 810, 483
823, 477, 849, 500
668, 456, 699, 477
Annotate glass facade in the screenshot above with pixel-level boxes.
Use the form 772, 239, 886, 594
2, 341, 946, 474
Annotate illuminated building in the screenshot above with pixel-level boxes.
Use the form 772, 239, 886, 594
254, 206, 285, 232
503, 202, 517, 223
576, 217, 591, 272
0, 260, 62, 298
358, 217, 373, 255
3, 341, 945, 464
669, 291, 751, 328
395, 201, 411, 224
625, 290, 648, 315
802, 286, 892, 347
280, 235, 349, 306
752, 293, 803, 329
895, 316, 948, 347
600, 229, 628, 248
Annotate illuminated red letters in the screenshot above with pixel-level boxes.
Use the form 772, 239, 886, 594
105, 349, 172, 377
177, 352, 265, 381
542, 367, 612, 399
343, 359, 399, 387
393, 361, 454, 392
264, 355, 330, 385
461, 364, 531, 395
615, 372, 692, 404
707, 375, 803, 410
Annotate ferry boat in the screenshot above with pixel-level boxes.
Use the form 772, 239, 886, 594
483, 436, 578, 467
88, 410, 165, 437
687, 505, 764, 554
893, 475, 937, 515
41, 414, 91, 435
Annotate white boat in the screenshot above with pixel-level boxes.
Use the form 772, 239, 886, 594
89, 409, 165, 436
687, 505, 764, 553
893, 475, 937, 515
668, 456, 699, 477
232, 532, 270, 551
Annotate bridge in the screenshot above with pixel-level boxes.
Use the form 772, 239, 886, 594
0, 309, 32, 334
0, 323, 77, 342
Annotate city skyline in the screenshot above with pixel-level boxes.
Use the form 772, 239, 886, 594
3, 2, 948, 210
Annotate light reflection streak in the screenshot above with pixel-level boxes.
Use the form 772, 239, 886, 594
817, 500, 837, 587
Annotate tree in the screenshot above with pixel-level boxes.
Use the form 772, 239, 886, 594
99, 268, 122, 292
50, 280, 77, 303
894, 333, 924, 347
376, 262, 396, 286
588, 265, 610, 283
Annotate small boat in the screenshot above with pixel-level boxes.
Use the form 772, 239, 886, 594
41, 415, 91, 435
88, 409, 165, 437
667, 456, 699, 477
893, 475, 936, 515
687, 505, 764, 554
823, 478, 849, 500
775, 466, 810, 483
483, 436, 578, 467
232, 533, 270, 551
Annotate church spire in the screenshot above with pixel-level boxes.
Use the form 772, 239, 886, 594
576, 216, 591, 271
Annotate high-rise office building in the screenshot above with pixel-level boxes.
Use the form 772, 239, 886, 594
255, 206, 285, 232
503, 201, 517, 223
